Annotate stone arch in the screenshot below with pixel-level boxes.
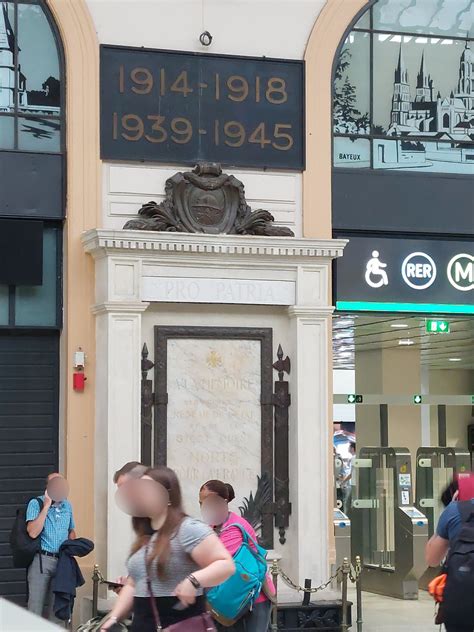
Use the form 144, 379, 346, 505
443, 113, 450, 127
303, 0, 370, 238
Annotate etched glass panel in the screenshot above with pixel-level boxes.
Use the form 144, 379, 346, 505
373, 0, 474, 39
18, 115, 60, 151
333, 31, 371, 135
334, 137, 371, 168
0, 115, 14, 149
372, 138, 474, 173
17, 2, 61, 116
373, 35, 474, 140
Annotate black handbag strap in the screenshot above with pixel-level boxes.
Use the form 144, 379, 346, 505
146, 540, 162, 631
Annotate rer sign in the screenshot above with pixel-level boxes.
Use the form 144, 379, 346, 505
334, 235, 474, 315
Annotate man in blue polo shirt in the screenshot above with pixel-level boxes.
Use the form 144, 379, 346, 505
26, 473, 76, 622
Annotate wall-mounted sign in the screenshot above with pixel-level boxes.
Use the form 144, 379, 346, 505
100, 46, 304, 170
334, 235, 473, 314
425, 319, 450, 334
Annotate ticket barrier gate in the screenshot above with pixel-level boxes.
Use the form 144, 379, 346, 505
415, 446, 471, 589
416, 446, 471, 537
334, 508, 351, 576
351, 447, 428, 599
333, 455, 351, 584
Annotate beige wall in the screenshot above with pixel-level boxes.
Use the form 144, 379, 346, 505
303, 0, 368, 239
47, 0, 101, 586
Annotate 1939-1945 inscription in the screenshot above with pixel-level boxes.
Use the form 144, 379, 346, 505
100, 45, 304, 170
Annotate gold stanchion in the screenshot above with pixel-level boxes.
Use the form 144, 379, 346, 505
270, 559, 279, 632
355, 556, 363, 632
341, 557, 350, 632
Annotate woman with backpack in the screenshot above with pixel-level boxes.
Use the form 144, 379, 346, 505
199, 480, 276, 632
100, 467, 234, 631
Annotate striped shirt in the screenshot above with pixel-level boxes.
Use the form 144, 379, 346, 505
26, 496, 75, 553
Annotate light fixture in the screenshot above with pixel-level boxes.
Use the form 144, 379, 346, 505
336, 319, 353, 327
448, 358, 462, 362
391, 323, 408, 329
399, 339, 415, 346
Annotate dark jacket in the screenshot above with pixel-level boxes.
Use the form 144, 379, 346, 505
52, 537, 94, 621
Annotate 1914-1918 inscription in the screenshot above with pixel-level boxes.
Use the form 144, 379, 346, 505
100, 45, 304, 170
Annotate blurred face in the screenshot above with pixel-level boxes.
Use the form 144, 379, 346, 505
116, 474, 130, 488
47, 475, 69, 503
199, 488, 229, 526
115, 476, 169, 518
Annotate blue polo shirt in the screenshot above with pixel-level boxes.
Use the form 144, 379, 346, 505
436, 499, 474, 542
26, 496, 75, 553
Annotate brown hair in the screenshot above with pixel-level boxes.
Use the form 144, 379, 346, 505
113, 461, 147, 484
200, 479, 235, 503
130, 466, 186, 577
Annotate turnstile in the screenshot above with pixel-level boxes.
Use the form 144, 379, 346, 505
351, 447, 428, 599
416, 445, 471, 589
334, 508, 351, 575
416, 446, 471, 536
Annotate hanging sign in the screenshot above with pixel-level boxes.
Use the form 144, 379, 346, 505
100, 45, 304, 170
334, 235, 473, 314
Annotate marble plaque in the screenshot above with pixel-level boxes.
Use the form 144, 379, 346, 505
166, 338, 261, 518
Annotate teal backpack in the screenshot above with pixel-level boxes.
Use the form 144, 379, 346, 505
206, 523, 268, 626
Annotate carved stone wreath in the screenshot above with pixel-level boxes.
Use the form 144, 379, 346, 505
123, 162, 294, 237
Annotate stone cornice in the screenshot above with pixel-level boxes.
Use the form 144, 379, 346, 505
82, 229, 347, 260
92, 301, 150, 315
288, 305, 335, 319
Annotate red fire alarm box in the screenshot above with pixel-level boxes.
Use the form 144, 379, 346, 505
73, 372, 86, 391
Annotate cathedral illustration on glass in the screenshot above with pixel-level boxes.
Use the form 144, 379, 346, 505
334, 32, 474, 173
0, 2, 60, 114
378, 42, 474, 170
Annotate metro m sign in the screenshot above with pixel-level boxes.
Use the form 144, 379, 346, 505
447, 254, 474, 292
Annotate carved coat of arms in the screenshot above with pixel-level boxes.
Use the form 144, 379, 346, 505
123, 163, 294, 237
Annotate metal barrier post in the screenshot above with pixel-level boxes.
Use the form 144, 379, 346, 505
341, 558, 350, 632
355, 556, 363, 632
270, 559, 279, 632
92, 564, 101, 618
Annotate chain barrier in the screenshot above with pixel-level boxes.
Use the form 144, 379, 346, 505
269, 556, 363, 632
270, 558, 361, 593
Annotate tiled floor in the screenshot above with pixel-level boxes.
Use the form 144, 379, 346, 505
351, 588, 440, 631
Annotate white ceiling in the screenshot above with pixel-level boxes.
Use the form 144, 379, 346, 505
333, 314, 474, 371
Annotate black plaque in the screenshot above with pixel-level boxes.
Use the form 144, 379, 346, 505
101, 45, 304, 170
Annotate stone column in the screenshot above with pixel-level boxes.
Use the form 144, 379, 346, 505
92, 255, 149, 579
286, 263, 334, 588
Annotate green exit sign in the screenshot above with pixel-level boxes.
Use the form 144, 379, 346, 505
426, 319, 450, 333
347, 394, 363, 404
413, 394, 423, 404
